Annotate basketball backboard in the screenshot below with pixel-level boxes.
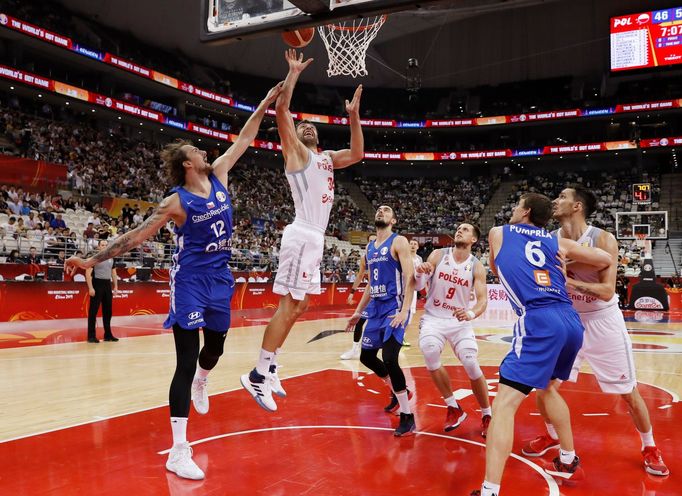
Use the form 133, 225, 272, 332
615, 211, 668, 240
200, 0, 443, 42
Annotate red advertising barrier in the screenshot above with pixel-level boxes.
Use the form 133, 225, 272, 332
0, 155, 66, 191
0, 281, 361, 322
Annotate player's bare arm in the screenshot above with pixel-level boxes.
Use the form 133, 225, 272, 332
558, 237, 613, 271
487, 226, 502, 276
65, 194, 183, 274
276, 49, 313, 171
455, 261, 488, 321
347, 246, 372, 331
565, 231, 619, 301
212, 82, 283, 182
414, 248, 442, 291
327, 85, 364, 169
390, 235, 415, 328
346, 256, 367, 305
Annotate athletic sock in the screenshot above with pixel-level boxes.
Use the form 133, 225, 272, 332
639, 428, 655, 449
195, 366, 210, 381
272, 347, 281, 366
170, 417, 188, 447
481, 406, 492, 417
560, 449, 576, 465
545, 422, 559, 440
396, 390, 411, 414
256, 348, 275, 377
481, 480, 500, 496
444, 395, 459, 408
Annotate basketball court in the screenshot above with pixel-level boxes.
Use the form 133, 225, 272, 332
2, 306, 681, 495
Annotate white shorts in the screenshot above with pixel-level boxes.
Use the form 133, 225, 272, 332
418, 313, 478, 356
273, 222, 323, 301
568, 306, 637, 394
410, 290, 417, 314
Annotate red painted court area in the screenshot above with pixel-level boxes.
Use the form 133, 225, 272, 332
2, 366, 680, 495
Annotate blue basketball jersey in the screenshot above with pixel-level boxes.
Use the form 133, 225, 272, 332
494, 223, 571, 314
365, 233, 403, 305
170, 173, 233, 273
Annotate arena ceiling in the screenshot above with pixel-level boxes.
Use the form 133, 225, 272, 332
55, 0, 676, 89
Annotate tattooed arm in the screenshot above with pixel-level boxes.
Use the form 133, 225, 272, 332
65, 194, 182, 275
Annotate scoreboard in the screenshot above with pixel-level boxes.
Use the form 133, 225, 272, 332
611, 7, 682, 71
632, 183, 652, 205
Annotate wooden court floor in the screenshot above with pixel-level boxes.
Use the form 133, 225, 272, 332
1, 307, 681, 495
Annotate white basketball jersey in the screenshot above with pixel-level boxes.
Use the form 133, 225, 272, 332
412, 254, 423, 269
285, 149, 334, 232
424, 248, 476, 318
556, 225, 619, 313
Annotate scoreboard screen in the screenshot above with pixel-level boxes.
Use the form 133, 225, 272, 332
610, 7, 682, 71
632, 183, 652, 204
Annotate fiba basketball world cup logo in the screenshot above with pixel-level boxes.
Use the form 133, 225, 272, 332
0, 14, 8, 25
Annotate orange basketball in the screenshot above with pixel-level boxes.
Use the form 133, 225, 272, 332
282, 27, 315, 48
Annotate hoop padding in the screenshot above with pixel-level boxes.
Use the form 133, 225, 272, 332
317, 15, 387, 78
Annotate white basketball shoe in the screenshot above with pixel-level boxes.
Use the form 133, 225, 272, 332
241, 368, 278, 412
191, 377, 209, 415
166, 442, 205, 480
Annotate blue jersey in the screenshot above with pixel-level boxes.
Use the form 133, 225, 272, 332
365, 233, 403, 304
494, 223, 571, 314
170, 173, 233, 273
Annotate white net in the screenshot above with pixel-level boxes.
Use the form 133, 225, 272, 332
317, 15, 387, 78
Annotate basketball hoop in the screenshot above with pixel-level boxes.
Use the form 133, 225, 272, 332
317, 15, 387, 78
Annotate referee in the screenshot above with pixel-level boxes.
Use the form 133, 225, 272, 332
86, 239, 119, 343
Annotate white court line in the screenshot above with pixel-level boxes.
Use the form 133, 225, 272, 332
155, 425, 560, 496
357, 382, 364, 387
659, 404, 673, 410
427, 403, 446, 409
636, 379, 680, 403
0, 366, 331, 444
582, 413, 609, 417
366, 389, 380, 395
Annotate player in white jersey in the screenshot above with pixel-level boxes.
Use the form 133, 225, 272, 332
415, 223, 492, 436
241, 49, 364, 412
520, 185, 668, 477
404, 239, 422, 346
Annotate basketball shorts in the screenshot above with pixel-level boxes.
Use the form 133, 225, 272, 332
568, 306, 637, 394
418, 313, 478, 356
164, 269, 235, 332
499, 303, 584, 391
361, 299, 411, 350
273, 221, 323, 301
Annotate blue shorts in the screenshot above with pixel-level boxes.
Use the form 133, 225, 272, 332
499, 304, 584, 390
164, 269, 235, 332
361, 299, 410, 350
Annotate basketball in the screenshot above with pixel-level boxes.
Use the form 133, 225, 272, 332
282, 27, 315, 48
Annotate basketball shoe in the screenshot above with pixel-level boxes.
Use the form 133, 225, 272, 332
481, 414, 491, 438
642, 446, 669, 476
340, 342, 360, 360
521, 434, 560, 457
166, 442, 205, 480
269, 365, 287, 398
544, 455, 584, 482
394, 413, 416, 437
444, 405, 467, 432
384, 389, 413, 414
191, 377, 209, 415
241, 368, 277, 412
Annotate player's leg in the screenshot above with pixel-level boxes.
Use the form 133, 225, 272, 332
620, 388, 669, 475
419, 323, 467, 431
166, 324, 204, 480
454, 328, 492, 436
382, 336, 415, 436
87, 282, 103, 342
189, 328, 227, 415
477, 380, 528, 496
101, 281, 117, 341
340, 317, 365, 359
521, 379, 562, 456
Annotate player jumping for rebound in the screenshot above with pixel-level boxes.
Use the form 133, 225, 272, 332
241, 49, 364, 411
414, 223, 492, 436
519, 185, 668, 476
347, 205, 416, 436
471, 193, 612, 496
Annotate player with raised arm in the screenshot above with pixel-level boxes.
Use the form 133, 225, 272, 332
346, 205, 416, 436
471, 193, 612, 496
64, 83, 283, 480
241, 49, 364, 412
519, 185, 668, 476
414, 223, 492, 436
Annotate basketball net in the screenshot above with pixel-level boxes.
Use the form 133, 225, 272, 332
317, 15, 387, 78
635, 234, 652, 257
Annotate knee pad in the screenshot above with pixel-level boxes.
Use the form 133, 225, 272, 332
458, 348, 483, 380
419, 337, 443, 371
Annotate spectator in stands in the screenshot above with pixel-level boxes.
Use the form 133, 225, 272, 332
24, 246, 40, 265
83, 222, 96, 240
7, 249, 21, 263
52, 250, 67, 265
50, 213, 67, 230
2, 216, 17, 238
41, 206, 55, 225
26, 211, 39, 229
15, 218, 27, 238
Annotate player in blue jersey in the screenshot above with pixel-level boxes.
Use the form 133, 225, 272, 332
347, 205, 416, 436
65, 82, 283, 481
471, 193, 612, 496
